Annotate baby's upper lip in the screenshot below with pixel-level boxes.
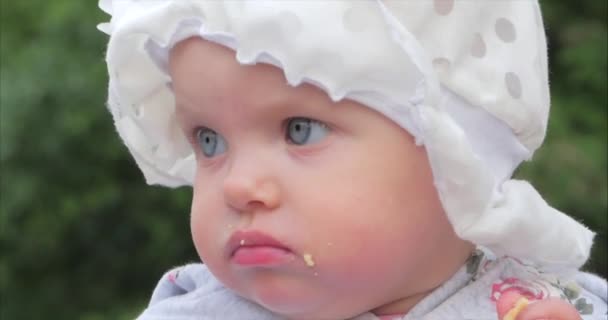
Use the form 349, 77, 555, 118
227, 230, 292, 257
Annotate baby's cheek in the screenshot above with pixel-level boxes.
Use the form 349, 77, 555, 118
189, 204, 223, 264
316, 233, 397, 282
190, 187, 225, 254
191, 219, 239, 288
190, 213, 212, 261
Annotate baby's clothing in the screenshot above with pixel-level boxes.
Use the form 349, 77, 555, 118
136, 251, 607, 320
376, 314, 405, 320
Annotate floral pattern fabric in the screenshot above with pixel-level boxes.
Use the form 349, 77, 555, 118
465, 249, 602, 318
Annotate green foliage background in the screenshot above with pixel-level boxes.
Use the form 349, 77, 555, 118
0, 1, 606, 319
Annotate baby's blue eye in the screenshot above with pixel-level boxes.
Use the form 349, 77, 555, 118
286, 118, 329, 145
196, 128, 227, 157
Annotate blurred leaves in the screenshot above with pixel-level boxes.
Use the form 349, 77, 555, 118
1, 1, 196, 319
1, 0, 606, 319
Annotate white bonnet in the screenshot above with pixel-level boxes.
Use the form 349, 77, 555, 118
98, 0, 594, 272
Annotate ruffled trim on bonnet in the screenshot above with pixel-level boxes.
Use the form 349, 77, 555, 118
98, 0, 594, 272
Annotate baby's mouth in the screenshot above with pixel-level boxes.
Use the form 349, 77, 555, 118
228, 230, 295, 267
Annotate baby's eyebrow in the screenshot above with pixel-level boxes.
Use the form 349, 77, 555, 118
172, 81, 335, 131
174, 100, 205, 129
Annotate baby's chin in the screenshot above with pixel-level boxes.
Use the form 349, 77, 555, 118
259, 299, 362, 320
232, 273, 366, 320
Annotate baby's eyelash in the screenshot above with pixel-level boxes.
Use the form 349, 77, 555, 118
187, 126, 211, 147
282, 117, 328, 130
283, 117, 331, 146
185, 126, 200, 143
190, 126, 202, 139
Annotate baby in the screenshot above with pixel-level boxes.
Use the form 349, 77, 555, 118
98, 1, 607, 319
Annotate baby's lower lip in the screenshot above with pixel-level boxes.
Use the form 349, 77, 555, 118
232, 246, 295, 267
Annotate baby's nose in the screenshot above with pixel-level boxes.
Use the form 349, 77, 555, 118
222, 163, 281, 213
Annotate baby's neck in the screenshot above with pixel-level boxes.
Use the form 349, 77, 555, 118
372, 247, 477, 317
371, 288, 434, 316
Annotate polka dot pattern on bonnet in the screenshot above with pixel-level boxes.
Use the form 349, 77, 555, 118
432, 57, 451, 75
434, 0, 455, 16
470, 33, 486, 58
495, 18, 517, 43
505, 72, 522, 99
384, 0, 549, 150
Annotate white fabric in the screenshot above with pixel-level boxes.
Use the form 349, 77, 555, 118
98, 0, 594, 271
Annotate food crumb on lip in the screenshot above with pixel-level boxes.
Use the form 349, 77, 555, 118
240, 239, 245, 246
303, 253, 315, 267
503, 297, 529, 320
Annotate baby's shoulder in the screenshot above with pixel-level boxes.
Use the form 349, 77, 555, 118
429, 254, 607, 319
136, 263, 282, 320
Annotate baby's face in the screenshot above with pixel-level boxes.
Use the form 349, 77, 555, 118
170, 38, 473, 319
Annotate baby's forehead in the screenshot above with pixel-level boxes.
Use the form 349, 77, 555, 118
170, 37, 336, 114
